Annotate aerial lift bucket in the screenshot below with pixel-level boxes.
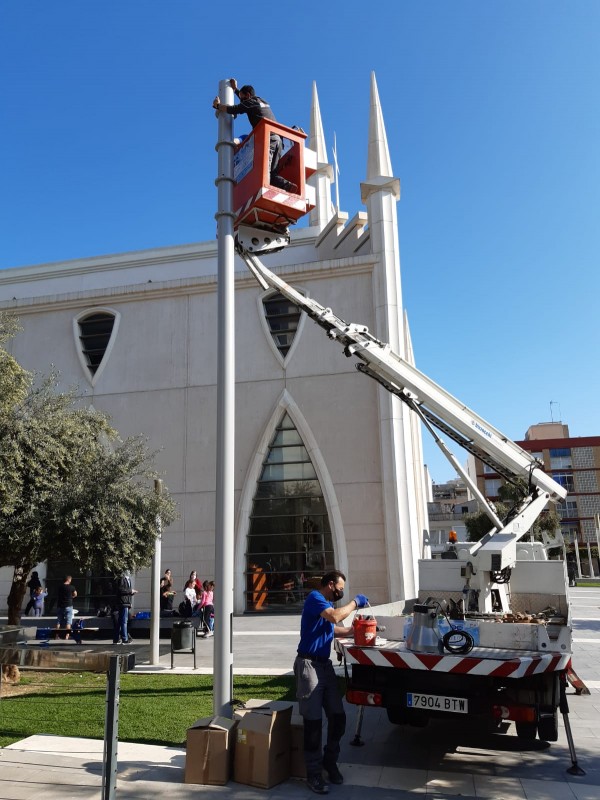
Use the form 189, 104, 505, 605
233, 119, 316, 234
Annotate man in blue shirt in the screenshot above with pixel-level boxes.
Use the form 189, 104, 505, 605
295, 569, 369, 795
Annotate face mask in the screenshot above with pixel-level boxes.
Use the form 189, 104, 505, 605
332, 587, 344, 602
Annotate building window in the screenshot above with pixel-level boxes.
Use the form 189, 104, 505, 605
246, 413, 334, 612
483, 464, 496, 475
530, 451, 544, 465
553, 473, 575, 493
557, 499, 578, 519
561, 523, 580, 545
78, 312, 116, 375
550, 448, 572, 470
484, 479, 502, 497
263, 292, 301, 357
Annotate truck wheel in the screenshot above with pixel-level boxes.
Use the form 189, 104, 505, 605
515, 721, 537, 740
537, 710, 558, 742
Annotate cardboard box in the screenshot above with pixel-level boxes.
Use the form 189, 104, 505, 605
290, 714, 306, 779
184, 715, 237, 785
234, 700, 292, 788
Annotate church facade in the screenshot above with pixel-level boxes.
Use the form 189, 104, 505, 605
0, 76, 429, 614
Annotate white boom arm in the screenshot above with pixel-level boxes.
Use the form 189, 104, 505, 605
239, 248, 567, 609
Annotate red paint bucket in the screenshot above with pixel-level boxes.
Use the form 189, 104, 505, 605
353, 616, 377, 647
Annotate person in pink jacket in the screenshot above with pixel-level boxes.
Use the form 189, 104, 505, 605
197, 580, 214, 637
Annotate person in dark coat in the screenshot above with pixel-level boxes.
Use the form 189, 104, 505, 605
24, 571, 42, 615
212, 79, 298, 193
113, 573, 137, 644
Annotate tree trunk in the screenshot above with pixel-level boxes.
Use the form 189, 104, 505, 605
7, 565, 32, 626
2, 565, 31, 684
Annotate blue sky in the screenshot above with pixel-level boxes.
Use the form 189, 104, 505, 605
1, 1, 599, 483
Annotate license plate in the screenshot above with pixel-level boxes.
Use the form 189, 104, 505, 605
406, 692, 468, 713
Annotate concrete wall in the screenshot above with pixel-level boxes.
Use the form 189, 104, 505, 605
0, 238, 399, 614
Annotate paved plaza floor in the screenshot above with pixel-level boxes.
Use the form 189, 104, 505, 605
1, 587, 599, 799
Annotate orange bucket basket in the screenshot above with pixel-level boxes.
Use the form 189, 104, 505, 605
353, 615, 377, 647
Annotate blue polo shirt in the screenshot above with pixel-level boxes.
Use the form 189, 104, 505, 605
298, 590, 334, 660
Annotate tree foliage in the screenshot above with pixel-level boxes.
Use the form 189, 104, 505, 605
0, 315, 177, 624
465, 478, 560, 543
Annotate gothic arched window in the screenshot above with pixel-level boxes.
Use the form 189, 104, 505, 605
262, 292, 302, 358
74, 308, 120, 385
245, 413, 334, 611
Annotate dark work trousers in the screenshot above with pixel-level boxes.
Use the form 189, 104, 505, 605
269, 134, 295, 192
269, 133, 282, 175
294, 656, 346, 778
112, 607, 129, 643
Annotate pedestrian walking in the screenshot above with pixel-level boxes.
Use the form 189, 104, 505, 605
55, 576, 77, 639
24, 570, 42, 616
113, 572, 137, 644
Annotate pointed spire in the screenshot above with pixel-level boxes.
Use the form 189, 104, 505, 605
309, 81, 328, 163
367, 71, 393, 180
361, 72, 400, 203
308, 81, 335, 230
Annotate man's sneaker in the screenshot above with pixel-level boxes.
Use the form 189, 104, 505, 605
307, 775, 329, 795
324, 763, 343, 785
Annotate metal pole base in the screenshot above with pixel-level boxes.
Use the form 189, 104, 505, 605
349, 705, 365, 746
559, 672, 586, 776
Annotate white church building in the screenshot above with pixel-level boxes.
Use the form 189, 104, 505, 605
0, 75, 430, 615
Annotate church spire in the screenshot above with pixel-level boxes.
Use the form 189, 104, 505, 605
308, 81, 334, 230
361, 72, 400, 202
309, 81, 328, 163
367, 71, 393, 179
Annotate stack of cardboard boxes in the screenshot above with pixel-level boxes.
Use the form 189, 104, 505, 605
184, 699, 305, 788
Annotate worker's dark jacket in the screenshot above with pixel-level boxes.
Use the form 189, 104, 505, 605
114, 576, 134, 608
224, 95, 276, 128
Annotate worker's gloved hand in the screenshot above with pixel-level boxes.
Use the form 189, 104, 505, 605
354, 594, 369, 609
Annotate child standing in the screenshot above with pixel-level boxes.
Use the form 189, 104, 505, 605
201, 580, 215, 637
32, 585, 48, 617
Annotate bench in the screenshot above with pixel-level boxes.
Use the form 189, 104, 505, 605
42, 619, 99, 645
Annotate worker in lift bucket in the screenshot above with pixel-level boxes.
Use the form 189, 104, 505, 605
212, 78, 298, 194
294, 569, 369, 794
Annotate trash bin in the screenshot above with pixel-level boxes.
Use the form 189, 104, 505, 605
171, 620, 193, 651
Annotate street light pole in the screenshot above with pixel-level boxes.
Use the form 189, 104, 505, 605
150, 478, 163, 665
214, 78, 235, 717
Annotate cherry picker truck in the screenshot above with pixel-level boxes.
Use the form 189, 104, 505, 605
229, 122, 585, 774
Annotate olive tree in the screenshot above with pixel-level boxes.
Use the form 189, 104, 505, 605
0, 315, 177, 624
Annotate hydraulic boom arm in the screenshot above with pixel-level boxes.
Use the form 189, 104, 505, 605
239, 246, 567, 610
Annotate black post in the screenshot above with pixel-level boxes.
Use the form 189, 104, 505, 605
102, 655, 121, 799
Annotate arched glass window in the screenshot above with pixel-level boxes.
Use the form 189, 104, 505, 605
245, 413, 334, 612
78, 312, 115, 376
262, 292, 301, 357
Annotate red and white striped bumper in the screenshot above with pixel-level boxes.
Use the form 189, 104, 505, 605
338, 639, 571, 679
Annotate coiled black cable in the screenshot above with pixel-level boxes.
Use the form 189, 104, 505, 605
425, 597, 476, 655
441, 628, 474, 655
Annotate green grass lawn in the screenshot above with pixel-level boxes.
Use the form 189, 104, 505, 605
0, 672, 296, 748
